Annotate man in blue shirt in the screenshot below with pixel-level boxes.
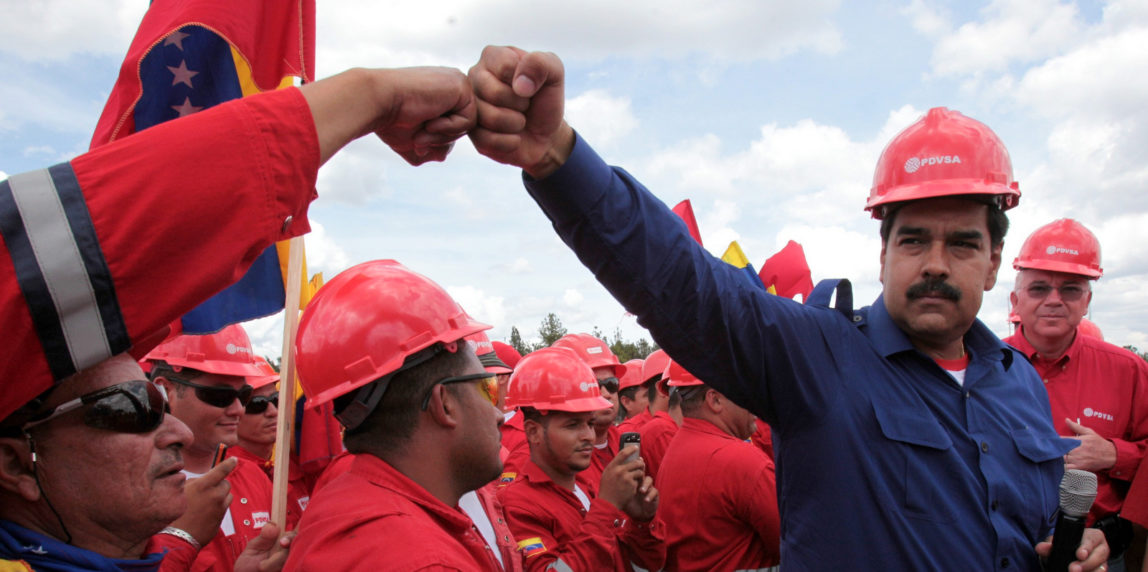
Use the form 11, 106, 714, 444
467, 46, 1110, 571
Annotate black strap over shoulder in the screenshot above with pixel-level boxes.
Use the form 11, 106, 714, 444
805, 278, 854, 322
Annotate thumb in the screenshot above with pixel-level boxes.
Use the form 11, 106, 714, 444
1065, 418, 1092, 435
244, 522, 280, 555
198, 457, 238, 485
512, 51, 564, 98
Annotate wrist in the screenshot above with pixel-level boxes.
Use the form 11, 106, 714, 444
525, 123, 575, 180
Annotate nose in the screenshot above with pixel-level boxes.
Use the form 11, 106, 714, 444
264, 400, 278, 417
224, 397, 245, 417
920, 241, 950, 278
1043, 287, 1065, 305
158, 412, 194, 449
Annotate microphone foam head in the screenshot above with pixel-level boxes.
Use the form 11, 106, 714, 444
1058, 469, 1098, 518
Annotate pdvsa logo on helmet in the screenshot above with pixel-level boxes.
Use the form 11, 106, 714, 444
904, 155, 962, 173
586, 347, 603, 355
579, 382, 590, 392
225, 343, 252, 356
1045, 245, 1079, 256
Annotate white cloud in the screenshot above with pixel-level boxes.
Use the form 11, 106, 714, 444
563, 288, 584, 307
928, 0, 1083, 79
507, 257, 532, 274
0, 171, 6, 181
302, 221, 352, 278
0, 1, 143, 61
448, 285, 508, 329
566, 90, 638, 149
903, 0, 952, 36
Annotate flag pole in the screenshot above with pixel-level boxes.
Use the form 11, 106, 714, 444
271, 235, 305, 529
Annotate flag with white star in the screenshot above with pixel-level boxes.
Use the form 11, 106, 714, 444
89, 0, 315, 335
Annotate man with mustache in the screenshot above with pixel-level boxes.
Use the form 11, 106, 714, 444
467, 46, 1109, 570
1005, 219, 1148, 570
0, 58, 476, 570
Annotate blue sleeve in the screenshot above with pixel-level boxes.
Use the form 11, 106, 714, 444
523, 133, 851, 428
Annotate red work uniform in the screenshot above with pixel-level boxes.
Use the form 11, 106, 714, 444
151, 459, 276, 572
498, 460, 665, 572
1121, 460, 1148, 528
286, 454, 502, 571
617, 410, 652, 434
310, 450, 354, 494
0, 87, 317, 421
657, 418, 780, 571
586, 425, 621, 488
500, 411, 529, 485
460, 483, 525, 572
1004, 330, 1148, 522
227, 445, 308, 528
750, 418, 774, 460
638, 411, 678, 481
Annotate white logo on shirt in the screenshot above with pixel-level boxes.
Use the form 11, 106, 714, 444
1083, 407, 1114, 421
252, 512, 270, 529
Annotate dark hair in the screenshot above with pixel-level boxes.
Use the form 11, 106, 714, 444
618, 385, 641, 402
677, 385, 710, 417
147, 361, 204, 396
879, 200, 1009, 247
339, 345, 471, 456
643, 379, 660, 404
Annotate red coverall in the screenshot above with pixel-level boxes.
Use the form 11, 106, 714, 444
657, 418, 780, 571
285, 454, 503, 571
499, 411, 529, 485
1004, 329, 1148, 522
149, 459, 275, 571
637, 411, 678, 481
227, 445, 309, 528
498, 459, 665, 572
0, 87, 317, 421
616, 410, 652, 434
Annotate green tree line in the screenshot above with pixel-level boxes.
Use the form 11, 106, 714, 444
506, 312, 657, 362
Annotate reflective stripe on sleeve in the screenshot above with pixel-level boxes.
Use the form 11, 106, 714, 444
0, 164, 129, 379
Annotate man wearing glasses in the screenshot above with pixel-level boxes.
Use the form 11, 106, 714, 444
146, 324, 281, 571
229, 357, 311, 531
1005, 218, 1148, 569
285, 260, 509, 571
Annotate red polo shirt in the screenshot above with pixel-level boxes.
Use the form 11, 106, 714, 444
498, 460, 665, 572
1004, 329, 1148, 521
617, 410, 652, 434
285, 454, 501, 571
227, 445, 308, 529
657, 418, 780, 571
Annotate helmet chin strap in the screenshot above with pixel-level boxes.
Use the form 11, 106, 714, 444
336, 341, 460, 431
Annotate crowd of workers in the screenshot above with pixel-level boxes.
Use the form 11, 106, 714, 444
1, 43, 1147, 572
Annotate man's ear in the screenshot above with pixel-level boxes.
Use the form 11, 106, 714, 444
0, 436, 42, 501
424, 385, 461, 430
524, 418, 543, 447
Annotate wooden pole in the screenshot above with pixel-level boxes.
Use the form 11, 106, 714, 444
271, 235, 305, 529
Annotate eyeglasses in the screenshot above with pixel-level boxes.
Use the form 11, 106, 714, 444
245, 394, 279, 415
598, 377, 619, 394
23, 380, 169, 434
1024, 283, 1089, 302
421, 373, 500, 410
167, 377, 253, 409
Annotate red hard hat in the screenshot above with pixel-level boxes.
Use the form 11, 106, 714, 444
467, 331, 512, 374
618, 359, 646, 390
491, 341, 522, 370
1078, 318, 1103, 341
866, 107, 1020, 219
294, 260, 490, 407
249, 356, 280, 389
641, 349, 670, 384
551, 333, 626, 378
505, 347, 613, 413
663, 359, 704, 387
1012, 218, 1102, 279
144, 323, 264, 377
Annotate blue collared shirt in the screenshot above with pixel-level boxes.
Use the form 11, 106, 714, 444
523, 133, 1076, 571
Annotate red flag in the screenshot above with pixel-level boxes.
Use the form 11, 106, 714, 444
671, 199, 704, 247
759, 240, 814, 300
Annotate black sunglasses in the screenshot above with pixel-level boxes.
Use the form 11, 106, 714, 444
598, 377, 620, 394
245, 393, 279, 415
167, 377, 253, 408
23, 380, 169, 434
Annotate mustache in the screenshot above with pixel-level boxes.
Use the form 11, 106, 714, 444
906, 277, 962, 301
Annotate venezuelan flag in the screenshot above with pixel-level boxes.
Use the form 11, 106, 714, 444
90, 0, 315, 334
517, 537, 548, 559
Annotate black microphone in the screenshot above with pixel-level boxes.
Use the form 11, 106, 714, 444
1046, 469, 1098, 572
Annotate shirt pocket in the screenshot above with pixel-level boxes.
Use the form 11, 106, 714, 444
874, 405, 957, 523
1011, 427, 1071, 526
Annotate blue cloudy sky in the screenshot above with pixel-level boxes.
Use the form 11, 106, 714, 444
2, 0, 1147, 358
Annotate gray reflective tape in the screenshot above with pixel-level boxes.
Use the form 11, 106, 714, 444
7, 169, 111, 370
547, 559, 575, 572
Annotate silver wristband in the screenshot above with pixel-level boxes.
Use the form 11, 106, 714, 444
159, 526, 202, 551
